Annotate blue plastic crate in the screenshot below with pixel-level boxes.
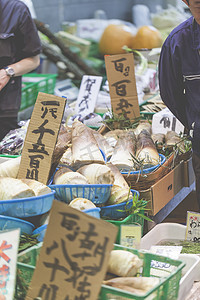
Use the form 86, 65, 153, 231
32, 224, 47, 242
49, 184, 112, 205
83, 207, 101, 218
100, 190, 140, 220
121, 153, 166, 175
0, 215, 35, 235
0, 191, 55, 218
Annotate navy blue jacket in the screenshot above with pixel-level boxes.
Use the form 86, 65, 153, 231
159, 17, 200, 157
0, 0, 41, 117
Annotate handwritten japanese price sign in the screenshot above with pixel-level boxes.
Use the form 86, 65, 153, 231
152, 107, 184, 135
17, 92, 66, 184
185, 211, 200, 242
0, 229, 20, 300
26, 200, 118, 300
75, 75, 103, 118
105, 53, 140, 121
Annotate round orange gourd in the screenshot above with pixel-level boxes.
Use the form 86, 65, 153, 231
99, 24, 134, 55
131, 25, 162, 49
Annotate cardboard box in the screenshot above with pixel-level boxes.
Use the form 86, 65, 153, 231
140, 160, 184, 216
183, 156, 195, 187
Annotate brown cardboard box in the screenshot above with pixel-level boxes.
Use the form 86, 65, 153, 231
183, 156, 195, 187
140, 160, 184, 216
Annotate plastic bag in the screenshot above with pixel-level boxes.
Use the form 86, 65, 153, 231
0, 120, 29, 155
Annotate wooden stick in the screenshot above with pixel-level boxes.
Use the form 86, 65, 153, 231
34, 19, 100, 76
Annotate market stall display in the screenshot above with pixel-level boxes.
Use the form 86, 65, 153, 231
0, 3, 196, 298
16, 243, 185, 300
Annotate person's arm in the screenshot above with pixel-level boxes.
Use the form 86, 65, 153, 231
159, 40, 188, 128
0, 54, 40, 91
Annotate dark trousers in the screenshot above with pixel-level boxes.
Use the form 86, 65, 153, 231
0, 116, 18, 142
192, 152, 200, 210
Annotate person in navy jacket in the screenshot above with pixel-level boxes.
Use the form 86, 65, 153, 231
0, 0, 41, 141
159, 0, 200, 209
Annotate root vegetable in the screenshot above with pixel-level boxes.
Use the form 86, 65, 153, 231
103, 276, 160, 292
0, 156, 21, 178
20, 179, 52, 196
69, 198, 96, 211
0, 177, 35, 200
107, 250, 142, 277
77, 163, 114, 185
71, 120, 105, 168
136, 130, 160, 167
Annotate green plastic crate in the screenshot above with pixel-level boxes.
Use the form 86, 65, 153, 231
99, 244, 185, 300
16, 243, 185, 300
17, 242, 42, 266
22, 73, 57, 94
21, 82, 37, 111
21, 73, 57, 111
0, 154, 20, 158
107, 213, 144, 244
16, 243, 42, 299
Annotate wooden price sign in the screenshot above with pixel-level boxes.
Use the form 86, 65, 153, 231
26, 200, 117, 300
17, 92, 66, 184
105, 53, 140, 121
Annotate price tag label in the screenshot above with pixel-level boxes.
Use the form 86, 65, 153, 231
0, 229, 20, 300
149, 245, 182, 277
186, 211, 200, 242
105, 53, 140, 121
75, 75, 103, 117
120, 224, 141, 249
150, 245, 182, 261
152, 107, 184, 135
17, 92, 66, 184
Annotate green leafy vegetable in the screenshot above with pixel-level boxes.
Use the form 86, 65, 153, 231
103, 108, 142, 131
18, 233, 39, 253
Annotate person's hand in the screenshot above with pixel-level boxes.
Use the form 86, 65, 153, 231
0, 69, 10, 91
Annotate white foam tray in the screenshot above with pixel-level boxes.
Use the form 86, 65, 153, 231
140, 223, 200, 300
140, 223, 187, 250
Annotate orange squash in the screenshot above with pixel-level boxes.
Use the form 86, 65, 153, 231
131, 25, 162, 49
99, 24, 134, 55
